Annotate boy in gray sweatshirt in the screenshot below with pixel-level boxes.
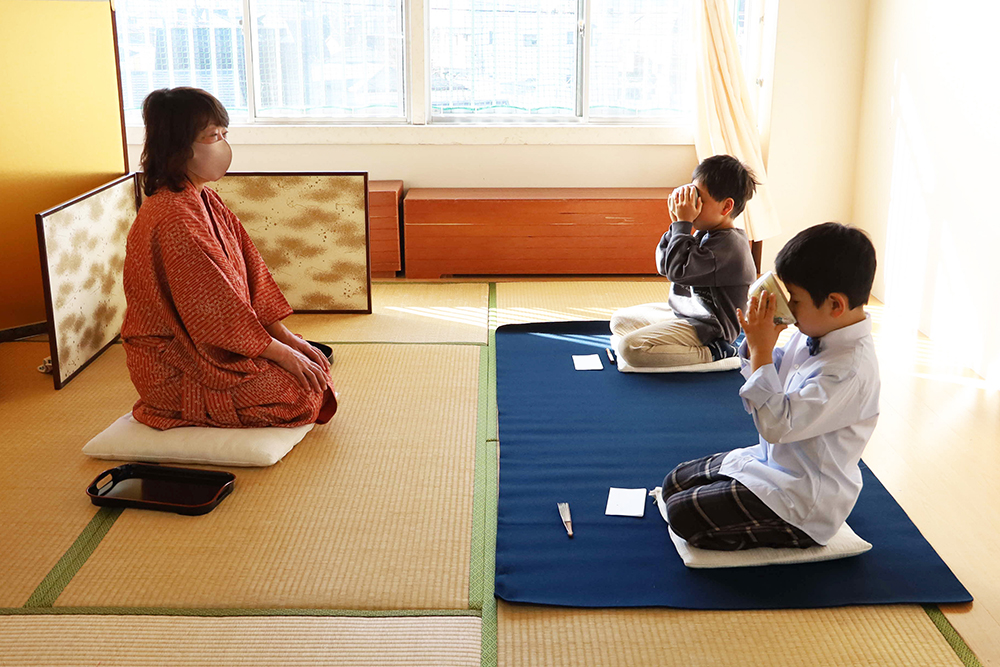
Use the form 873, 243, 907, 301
611, 155, 759, 368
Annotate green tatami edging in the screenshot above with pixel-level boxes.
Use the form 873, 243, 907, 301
23, 507, 122, 608
924, 606, 983, 667
2, 607, 480, 618
479, 282, 499, 667
469, 345, 490, 611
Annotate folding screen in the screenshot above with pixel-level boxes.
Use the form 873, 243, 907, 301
212, 172, 372, 313
36, 174, 140, 389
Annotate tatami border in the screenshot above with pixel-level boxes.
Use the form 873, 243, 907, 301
469, 345, 489, 611
23, 507, 122, 608
924, 606, 983, 667
480, 282, 500, 667
2, 607, 479, 618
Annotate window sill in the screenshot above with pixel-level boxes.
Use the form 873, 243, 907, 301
125, 124, 694, 147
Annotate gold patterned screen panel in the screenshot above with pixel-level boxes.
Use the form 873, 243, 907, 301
212, 173, 371, 313
36, 174, 138, 389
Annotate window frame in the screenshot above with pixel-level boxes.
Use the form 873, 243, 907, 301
239, 0, 409, 125
424, 0, 697, 126
120, 0, 774, 147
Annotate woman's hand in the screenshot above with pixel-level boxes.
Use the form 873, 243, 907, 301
265, 321, 331, 376
737, 291, 787, 373
287, 335, 331, 376
260, 339, 329, 393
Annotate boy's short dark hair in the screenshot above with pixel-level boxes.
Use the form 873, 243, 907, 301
775, 222, 876, 309
692, 155, 759, 219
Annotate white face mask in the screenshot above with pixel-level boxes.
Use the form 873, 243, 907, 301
188, 138, 232, 183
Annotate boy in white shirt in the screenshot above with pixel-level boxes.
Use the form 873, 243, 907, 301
661, 223, 880, 549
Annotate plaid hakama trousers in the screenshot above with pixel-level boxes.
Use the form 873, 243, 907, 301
662, 452, 819, 551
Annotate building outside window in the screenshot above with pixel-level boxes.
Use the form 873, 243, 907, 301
115, 0, 756, 126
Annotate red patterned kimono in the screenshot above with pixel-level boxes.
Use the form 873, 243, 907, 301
122, 181, 333, 429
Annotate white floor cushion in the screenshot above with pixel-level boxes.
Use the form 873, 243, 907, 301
610, 335, 741, 374
649, 486, 872, 569
83, 413, 315, 467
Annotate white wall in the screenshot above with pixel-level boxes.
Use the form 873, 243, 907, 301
758, 0, 870, 272
125, 125, 701, 188
131, 143, 699, 190
853, 0, 1000, 384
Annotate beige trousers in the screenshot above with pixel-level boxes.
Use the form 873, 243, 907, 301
610, 303, 712, 368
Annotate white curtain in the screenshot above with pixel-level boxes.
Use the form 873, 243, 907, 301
695, 0, 781, 241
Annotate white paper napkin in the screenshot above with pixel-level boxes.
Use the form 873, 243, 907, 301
605, 487, 647, 517
572, 354, 604, 371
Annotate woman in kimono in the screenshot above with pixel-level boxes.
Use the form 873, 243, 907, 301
122, 87, 337, 429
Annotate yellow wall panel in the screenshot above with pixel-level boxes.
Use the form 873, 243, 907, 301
0, 0, 126, 330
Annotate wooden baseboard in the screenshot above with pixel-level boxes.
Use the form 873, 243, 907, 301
0, 321, 47, 343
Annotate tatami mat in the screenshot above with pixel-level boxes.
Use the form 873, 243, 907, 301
56, 344, 479, 610
0, 615, 481, 666
0, 342, 138, 607
284, 282, 489, 343
495, 280, 671, 327
0, 282, 981, 667
497, 601, 963, 667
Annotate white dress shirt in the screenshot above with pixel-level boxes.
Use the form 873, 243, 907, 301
720, 314, 880, 544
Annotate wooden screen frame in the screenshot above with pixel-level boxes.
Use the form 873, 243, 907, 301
110, 0, 130, 175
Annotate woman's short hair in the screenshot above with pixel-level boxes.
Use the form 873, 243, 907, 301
139, 87, 229, 197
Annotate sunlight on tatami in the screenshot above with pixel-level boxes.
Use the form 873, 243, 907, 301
383, 305, 489, 329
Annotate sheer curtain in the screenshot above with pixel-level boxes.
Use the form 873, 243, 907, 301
694, 0, 780, 241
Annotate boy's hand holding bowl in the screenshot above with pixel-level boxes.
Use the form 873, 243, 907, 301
738, 291, 788, 372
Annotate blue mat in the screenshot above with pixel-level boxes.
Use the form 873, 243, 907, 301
494, 321, 972, 609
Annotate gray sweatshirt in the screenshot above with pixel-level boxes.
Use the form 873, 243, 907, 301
655, 221, 757, 344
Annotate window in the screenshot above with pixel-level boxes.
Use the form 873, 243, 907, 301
428, 0, 754, 123
115, 0, 756, 128
586, 0, 693, 121
116, 0, 405, 123
730, 0, 766, 118
429, 1, 578, 119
